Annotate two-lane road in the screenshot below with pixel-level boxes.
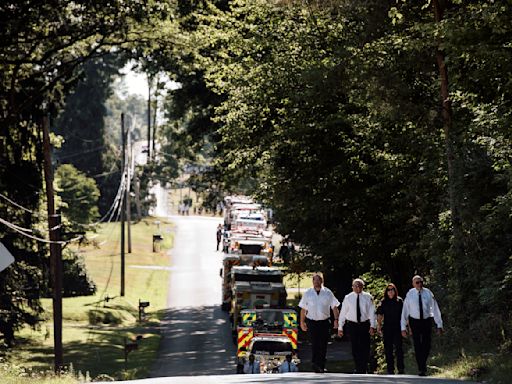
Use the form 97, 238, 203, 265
150, 215, 236, 377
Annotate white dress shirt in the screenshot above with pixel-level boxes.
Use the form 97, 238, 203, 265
338, 291, 376, 328
401, 287, 443, 330
278, 360, 298, 373
243, 360, 261, 374
298, 286, 340, 321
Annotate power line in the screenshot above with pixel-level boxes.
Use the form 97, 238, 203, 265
0, 217, 81, 245
0, 192, 36, 214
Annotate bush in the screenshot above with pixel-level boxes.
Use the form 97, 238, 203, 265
87, 309, 124, 326
62, 250, 96, 297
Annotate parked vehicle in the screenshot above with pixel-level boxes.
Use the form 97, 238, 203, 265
230, 281, 287, 334
220, 255, 269, 311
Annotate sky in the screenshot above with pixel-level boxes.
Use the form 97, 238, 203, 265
118, 61, 180, 99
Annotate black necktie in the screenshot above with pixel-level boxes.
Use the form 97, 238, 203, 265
288, 362, 291, 372
356, 294, 361, 323
251, 363, 254, 374
419, 292, 424, 320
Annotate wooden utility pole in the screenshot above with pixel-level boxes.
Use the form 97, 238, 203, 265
120, 113, 126, 297
42, 115, 63, 372
127, 130, 132, 254
152, 96, 158, 158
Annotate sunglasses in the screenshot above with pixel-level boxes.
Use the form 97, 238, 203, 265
414, 281, 423, 285
386, 288, 395, 292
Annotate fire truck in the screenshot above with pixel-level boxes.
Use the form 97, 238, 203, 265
236, 309, 299, 373
230, 280, 287, 335
220, 255, 269, 311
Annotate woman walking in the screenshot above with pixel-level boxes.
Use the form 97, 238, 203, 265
376, 283, 404, 374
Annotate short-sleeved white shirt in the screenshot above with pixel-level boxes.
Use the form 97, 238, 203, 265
298, 286, 340, 321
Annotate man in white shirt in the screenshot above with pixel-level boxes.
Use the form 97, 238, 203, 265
338, 278, 376, 374
243, 354, 261, 374
401, 275, 443, 376
278, 354, 298, 373
299, 273, 340, 373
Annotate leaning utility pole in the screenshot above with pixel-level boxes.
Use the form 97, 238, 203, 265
120, 113, 126, 297
42, 115, 63, 372
147, 76, 151, 162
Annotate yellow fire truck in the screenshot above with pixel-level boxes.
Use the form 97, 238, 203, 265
236, 309, 299, 373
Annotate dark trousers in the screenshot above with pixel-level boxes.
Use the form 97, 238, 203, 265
307, 318, 330, 370
383, 327, 404, 374
346, 321, 370, 373
409, 317, 432, 373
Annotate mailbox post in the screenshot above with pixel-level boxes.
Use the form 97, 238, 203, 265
138, 299, 150, 322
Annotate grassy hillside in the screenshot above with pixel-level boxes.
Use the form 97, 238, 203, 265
3, 217, 173, 381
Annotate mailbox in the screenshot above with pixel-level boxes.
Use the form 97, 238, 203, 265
138, 299, 150, 322
152, 234, 163, 252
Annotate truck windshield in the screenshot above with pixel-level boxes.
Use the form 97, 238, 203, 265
252, 340, 293, 355
234, 273, 282, 283
240, 244, 263, 254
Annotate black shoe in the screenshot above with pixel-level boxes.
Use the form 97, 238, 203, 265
312, 363, 322, 373
419, 371, 427, 376
398, 370, 405, 374
387, 370, 394, 374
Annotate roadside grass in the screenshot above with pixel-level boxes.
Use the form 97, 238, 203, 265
283, 272, 314, 290
427, 339, 512, 383
4, 217, 173, 381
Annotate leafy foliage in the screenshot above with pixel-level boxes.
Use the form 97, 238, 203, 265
163, 0, 512, 344
0, 0, 171, 344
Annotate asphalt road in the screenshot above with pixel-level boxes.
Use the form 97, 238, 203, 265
108, 372, 467, 384
150, 214, 237, 377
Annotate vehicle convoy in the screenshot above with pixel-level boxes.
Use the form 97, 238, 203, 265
236, 309, 299, 374
220, 195, 299, 373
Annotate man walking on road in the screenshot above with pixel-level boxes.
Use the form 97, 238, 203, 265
299, 273, 340, 373
338, 278, 376, 374
216, 224, 222, 251
401, 275, 443, 376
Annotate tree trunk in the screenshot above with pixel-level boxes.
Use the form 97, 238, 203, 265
432, 0, 466, 311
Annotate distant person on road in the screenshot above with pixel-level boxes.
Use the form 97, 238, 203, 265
299, 273, 340, 373
243, 354, 261, 374
338, 278, 376, 374
377, 283, 404, 374
216, 224, 223, 251
278, 354, 298, 373
401, 275, 443, 376
278, 239, 290, 264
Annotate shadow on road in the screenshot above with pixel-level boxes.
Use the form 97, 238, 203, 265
150, 305, 237, 377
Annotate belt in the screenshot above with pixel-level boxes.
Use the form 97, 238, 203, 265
306, 318, 330, 322
346, 320, 370, 325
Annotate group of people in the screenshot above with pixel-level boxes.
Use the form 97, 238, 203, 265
299, 274, 443, 376
243, 353, 299, 374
